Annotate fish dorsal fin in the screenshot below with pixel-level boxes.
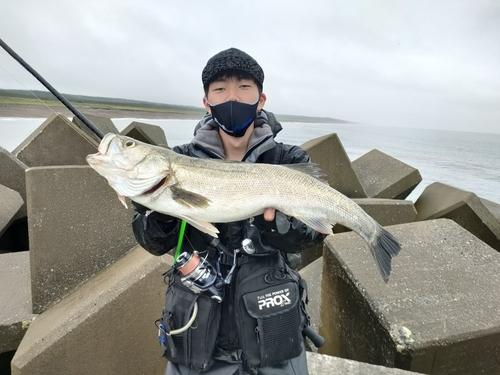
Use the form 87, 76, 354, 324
283, 163, 328, 184
170, 185, 211, 208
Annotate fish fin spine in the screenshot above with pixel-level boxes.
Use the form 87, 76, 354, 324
179, 216, 219, 238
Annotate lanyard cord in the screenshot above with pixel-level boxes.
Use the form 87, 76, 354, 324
174, 220, 187, 263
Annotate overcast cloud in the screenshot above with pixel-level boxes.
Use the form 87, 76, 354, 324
1, 0, 499, 133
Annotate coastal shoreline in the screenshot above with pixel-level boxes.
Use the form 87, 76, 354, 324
0, 104, 350, 124
0, 104, 202, 120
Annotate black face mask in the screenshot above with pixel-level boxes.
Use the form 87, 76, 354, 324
207, 98, 260, 138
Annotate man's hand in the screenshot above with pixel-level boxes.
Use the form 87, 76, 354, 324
254, 208, 290, 235
263, 207, 276, 221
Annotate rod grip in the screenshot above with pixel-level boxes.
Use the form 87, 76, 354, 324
303, 325, 324, 348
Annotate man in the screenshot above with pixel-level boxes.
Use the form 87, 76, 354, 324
132, 48, 325, 375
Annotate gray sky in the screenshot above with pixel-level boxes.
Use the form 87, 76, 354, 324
1, 0, 499, 134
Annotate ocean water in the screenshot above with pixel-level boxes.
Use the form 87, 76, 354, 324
1, 117, 499, 204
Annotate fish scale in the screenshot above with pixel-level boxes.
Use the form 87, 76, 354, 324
87, 133, 402, 282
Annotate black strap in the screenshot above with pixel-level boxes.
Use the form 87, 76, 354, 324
218, 251, 252, 267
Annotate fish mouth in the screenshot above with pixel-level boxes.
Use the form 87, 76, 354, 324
87, 133, 124, 167
86, 133, 117, 166
97, 133, 118, 155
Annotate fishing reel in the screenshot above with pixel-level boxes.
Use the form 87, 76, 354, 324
175, 251, 225, 303
175, 238, 257, 303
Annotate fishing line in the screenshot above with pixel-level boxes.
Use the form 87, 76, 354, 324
0, 38, 104, 139
174, 220, 187, 263
0, 63, 59, 117
2, 39, 196, 267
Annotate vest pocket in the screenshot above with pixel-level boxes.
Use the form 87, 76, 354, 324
235, 263, 303, 369
159, 272, 221, 372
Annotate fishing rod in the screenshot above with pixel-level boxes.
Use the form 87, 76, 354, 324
0, 38, 104, 139
1, 38, 192, 261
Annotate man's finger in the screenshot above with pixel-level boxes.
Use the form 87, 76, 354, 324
263, 207, 276, 221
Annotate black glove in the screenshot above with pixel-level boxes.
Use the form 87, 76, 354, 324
131, 201, 180, 256
253, 211, 326, 254
253, 211, 292, 234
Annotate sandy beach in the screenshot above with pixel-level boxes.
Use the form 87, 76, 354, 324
0, 104, 203, 120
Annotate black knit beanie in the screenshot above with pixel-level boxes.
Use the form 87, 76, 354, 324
202, 48, 264, 88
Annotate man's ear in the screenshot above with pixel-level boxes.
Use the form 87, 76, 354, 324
257, 93, 267, 111
203, 97, 211, 113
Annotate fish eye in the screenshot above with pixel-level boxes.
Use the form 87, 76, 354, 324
124, 140, 135, 148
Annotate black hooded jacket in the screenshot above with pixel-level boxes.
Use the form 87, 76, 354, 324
131, 110, 325, 356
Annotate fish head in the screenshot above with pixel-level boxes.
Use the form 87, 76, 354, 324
86, 133, 171, 200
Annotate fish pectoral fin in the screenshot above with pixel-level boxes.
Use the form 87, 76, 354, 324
295, 215, 334, 235
179, 215, 219, 238
169, 186, 216, 236
170, 186, 211, 208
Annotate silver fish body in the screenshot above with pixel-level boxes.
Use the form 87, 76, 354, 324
87, 133, 401, 282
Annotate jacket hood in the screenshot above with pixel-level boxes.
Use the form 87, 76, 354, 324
190, 109, 281, 160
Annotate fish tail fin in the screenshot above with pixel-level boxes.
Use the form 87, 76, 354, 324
369, 226, 401, 283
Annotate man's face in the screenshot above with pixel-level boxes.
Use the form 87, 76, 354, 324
203, 76, 266, 111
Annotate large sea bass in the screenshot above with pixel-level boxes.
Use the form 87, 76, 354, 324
87, 133, 401, 282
